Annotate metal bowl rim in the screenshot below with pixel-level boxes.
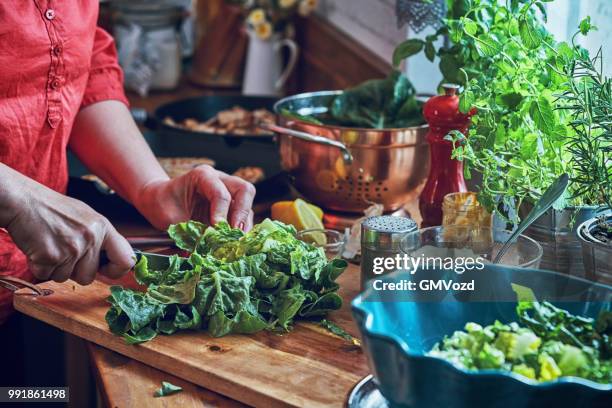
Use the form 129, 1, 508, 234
577, 214, 612, 249
400, 226, 544, 268
274, 90, 429, 132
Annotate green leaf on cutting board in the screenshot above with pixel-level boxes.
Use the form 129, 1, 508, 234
154, 381, 183, 398
106, 219, 348, 343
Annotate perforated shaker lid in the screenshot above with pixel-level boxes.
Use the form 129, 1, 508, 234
361, 215, 417, 249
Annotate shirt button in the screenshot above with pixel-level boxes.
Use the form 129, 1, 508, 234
53, 45, 62, 56
45, 9, 55, 20
50, 79, 61, 90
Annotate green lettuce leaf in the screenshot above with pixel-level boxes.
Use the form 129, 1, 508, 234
154, 381, 182, 397
106, 219, 347, 342
194, 270, 268, 337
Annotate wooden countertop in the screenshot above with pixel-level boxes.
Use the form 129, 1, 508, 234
63, 263, 366, 408
88, 343, 247, 408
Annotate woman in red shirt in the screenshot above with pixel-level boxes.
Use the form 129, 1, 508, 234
0, 2, 255, 323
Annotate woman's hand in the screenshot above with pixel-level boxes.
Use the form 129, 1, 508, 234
134, 165, 256, 231
0, 164, 135, 285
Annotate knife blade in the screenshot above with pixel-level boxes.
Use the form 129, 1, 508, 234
100, 249, 174, 270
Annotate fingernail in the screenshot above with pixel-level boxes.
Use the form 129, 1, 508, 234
238, 221, 245, 231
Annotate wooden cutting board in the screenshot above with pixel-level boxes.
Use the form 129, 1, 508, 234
13, 264, 368, 408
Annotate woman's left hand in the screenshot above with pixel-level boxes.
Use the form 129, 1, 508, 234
134, 164, 256, 231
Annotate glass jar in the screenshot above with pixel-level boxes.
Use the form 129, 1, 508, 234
442, 192, 492, 228
296, 229, 346, 259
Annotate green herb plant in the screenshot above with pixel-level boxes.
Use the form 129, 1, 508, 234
106, 219, 348, 344
556, 42, 611, 211
393, 0, 609, 219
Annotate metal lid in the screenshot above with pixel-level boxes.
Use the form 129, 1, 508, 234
361, 215, 417, 249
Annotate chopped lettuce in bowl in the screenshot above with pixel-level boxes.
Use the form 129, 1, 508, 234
429, 301, 611, 384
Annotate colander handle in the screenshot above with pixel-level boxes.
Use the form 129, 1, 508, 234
258, 122, 353, 164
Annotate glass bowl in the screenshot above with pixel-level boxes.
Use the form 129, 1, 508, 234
297, 228, 346, 259
401, 225, 543, 269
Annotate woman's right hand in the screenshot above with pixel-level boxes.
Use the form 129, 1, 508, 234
0, 164, 135, 285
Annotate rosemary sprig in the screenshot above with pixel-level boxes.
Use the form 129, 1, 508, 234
556, 45, 612, 210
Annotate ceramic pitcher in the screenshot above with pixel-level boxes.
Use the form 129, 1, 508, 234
242, 32, 298, 96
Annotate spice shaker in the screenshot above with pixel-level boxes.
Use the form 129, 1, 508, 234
419, 84, 476, 227
361, 215, 417, 290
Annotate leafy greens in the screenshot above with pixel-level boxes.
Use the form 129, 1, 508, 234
282, 71, 425, 129
429, 301, 612, 384
105, 219, 348, 343
393, 0, 611, 219
329, 71, 424, 129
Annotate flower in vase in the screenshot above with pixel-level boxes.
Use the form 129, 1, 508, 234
298, 0, 318, 16
255, 21, 273, 40
248, 8, 266, 26
279, 0, 297, 8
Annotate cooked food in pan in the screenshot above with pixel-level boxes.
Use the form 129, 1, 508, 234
157, 157, 216, 179
83, 159, 264, 189
232, 166, 265, 184
159, 159, 264, 183
163, 106, 275, 135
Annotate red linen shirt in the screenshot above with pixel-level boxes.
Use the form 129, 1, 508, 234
0, 1, 128, 322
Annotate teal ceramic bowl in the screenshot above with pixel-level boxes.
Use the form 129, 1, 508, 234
351, 265, 612, 408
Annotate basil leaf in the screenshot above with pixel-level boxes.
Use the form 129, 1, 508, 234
459, 90, 475, 114
475, 34, 501, 57
425, 40, 436, 62
392, 39, 424, 67
439, 54, 462, 84
519, 17, 542, 49
529, 97, 555, 134
463, 18, 478, 35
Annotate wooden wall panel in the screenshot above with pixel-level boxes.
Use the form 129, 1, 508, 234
287, 15, 392, 93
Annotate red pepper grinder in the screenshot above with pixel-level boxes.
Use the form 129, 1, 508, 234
419, 84, 475, 227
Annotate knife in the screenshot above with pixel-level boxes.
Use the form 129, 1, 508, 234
100, 249, 174, 270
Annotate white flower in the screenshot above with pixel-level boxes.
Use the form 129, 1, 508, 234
248, 8, 266, 26
255, 22, 273, 40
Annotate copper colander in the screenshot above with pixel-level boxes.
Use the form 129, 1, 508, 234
268, 91, 430, 213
